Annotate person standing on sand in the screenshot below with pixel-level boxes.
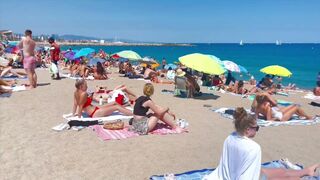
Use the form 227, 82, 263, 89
18, 29, 37, 89
162, 57, 166, 69
48, 37, 61, 80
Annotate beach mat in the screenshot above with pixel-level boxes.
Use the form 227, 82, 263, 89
91, 123, 188, 141
213, 108, 320, 127
150, 160, 319, 180
60, 73, 94, 80
1, 75, 27, 80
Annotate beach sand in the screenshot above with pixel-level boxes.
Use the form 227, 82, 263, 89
0, 69, 319, 179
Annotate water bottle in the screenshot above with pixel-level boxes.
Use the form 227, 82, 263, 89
99, 96, 103, 105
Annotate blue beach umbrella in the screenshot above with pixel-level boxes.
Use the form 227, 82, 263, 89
88, 58, 104, 66
164, 63, 178, 70
238, 65, 248, 74
74, 48, 95, 58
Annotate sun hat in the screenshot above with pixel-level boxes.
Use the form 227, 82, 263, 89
176, 69, 186, 77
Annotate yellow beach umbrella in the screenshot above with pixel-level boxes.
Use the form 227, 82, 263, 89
178, 53, 225, 75
260, 65, 292, 77
140, 63, 160, 69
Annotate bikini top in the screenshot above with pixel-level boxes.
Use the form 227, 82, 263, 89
83, 96, 93, 108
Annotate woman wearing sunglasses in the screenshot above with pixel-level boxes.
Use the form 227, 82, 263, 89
204, 107, 319, 180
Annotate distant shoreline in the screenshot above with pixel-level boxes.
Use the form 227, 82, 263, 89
36, 42, 193, 47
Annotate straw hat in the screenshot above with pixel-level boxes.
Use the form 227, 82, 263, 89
176, 69, 186, 77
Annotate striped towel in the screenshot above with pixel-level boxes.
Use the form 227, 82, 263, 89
213, 108, 320, 127
91, 123, 187, 141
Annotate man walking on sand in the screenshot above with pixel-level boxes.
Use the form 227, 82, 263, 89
48, 37, 61, 79
18, 29, 37, 88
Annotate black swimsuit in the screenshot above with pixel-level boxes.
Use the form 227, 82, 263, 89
133, 96, 151, 116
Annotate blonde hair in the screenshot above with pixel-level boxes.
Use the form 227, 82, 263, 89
143, 83, 154, 97
233, 107, 256, 134
75, 79, 86, 89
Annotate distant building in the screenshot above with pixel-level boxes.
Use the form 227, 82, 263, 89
100, 39, 105, 44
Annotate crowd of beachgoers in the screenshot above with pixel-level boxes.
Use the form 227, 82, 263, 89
1, 30, 320, 179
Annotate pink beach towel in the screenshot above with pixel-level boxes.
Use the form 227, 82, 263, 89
91, 123, 187, 141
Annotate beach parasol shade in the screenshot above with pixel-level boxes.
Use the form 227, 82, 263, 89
260, 65, 292, 77
88, 58, 105, 66
63, 51, 76, 60
74, 48, 95, 58
140, 57, 158, 64
238, 65, 248, 74
164, 63, 178, 70
222, 60, 241, 72
141, 63, 160, 69
178, 53, 225, 75
116, 50, 141, 60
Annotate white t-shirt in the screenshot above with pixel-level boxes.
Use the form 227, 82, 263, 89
204, 132, 261, 180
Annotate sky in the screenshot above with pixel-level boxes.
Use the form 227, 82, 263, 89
0, 0, 319, 43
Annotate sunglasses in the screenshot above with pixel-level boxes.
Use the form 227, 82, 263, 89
249, 125, 260, 132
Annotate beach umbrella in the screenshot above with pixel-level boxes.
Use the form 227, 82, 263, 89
140, 63, 160, 69
178, 53, 225, 75
4, 46, 19, 54
238, 65, 248, 74
74, 48, 95, 58
260, 65, 292, 77
116, 50, 141, 60
140, 57, 158, 64
88, 58, 105, 66
222, 60, 241, 72
164, 63, 178, 70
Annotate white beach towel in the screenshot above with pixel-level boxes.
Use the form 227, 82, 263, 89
0, 85, 26, 92
213, 108, 320, 127
303, 93, 320, 101
61, 73, 94, 80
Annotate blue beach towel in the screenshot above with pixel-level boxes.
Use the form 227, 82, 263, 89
1, 75, 27, 80
213, 108, 320, 127
150, 160, 318, 180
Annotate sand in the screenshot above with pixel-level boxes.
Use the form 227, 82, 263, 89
0, 68, 319, 179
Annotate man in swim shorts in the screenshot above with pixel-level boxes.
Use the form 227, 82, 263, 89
18, 29, 37, 88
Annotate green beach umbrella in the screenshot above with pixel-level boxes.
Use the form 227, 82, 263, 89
260, 65, 292, 77
178, 53, 225, 75
115, 50, 142, 60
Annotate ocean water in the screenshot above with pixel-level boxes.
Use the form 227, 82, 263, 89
62, 44, 320, 89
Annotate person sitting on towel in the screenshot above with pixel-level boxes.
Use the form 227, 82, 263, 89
203, 107, 319, 180
252, 93, 314, 121
72, 79, 133, 118
93, 62, 108, 80
130, 83, 185, 135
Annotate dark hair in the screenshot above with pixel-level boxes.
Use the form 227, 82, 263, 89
25, 29, 32, 36
96, 62, 105, 75
238, 80, 244, 87
48, 37, 55, 43
233, 107, 256, 134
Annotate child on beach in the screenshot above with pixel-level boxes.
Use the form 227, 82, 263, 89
203, 107, 319, 180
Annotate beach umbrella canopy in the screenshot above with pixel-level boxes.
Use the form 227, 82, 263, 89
116, 50, 141, 60
4, 46, 19, 54
164, 63, 178, 70
140, 56, 158, 64
141, 63, 160, 69
178, 53, 225, 75
74, 48, 95, 58
260, 65, 292, 77
88, 58, 105, 66
238, 65, 248, 74
222, 60, 241, 72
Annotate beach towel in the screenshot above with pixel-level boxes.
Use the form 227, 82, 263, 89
304, 93, 320, 101
0, 93, 11, 97
1, 85, 26, 92
91, 123, 188, 141
150, 160, 319, 180
1, 75, 27, 80
213, 108, 320, 127
247, 95, 293, 106
60, 73, 95, 80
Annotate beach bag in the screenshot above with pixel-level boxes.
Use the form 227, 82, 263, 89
49, 63, 58, 75
108, 90, 129, 105
103, 120, 124, 130
68, 120, 99, 127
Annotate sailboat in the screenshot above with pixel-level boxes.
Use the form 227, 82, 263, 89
239, 40, 244, 46
276, 40, 282, 45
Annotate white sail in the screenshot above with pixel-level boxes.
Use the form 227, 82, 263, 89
239, 40, 243, 46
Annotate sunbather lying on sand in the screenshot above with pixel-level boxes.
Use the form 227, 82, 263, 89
149, 71, 174, 84
130, 83, 185, 135
252, 93, 314, 121
204, 107, 319, 180
93, 84, 137, 104
72, 79, 133, 118
0, 59, 27, 78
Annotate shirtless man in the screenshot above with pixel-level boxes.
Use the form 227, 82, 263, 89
18, 29, 37, 88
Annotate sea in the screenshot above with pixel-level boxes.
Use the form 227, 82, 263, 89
61, 43, 320, 90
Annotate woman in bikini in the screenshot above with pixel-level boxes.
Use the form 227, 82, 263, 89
72, 79, 133, 118
252, 93, 314, 121
93, 62, 108, 80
